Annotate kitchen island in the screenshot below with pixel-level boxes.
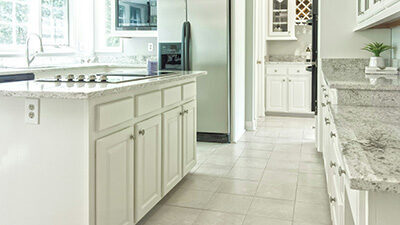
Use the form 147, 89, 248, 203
318, 59, 400, 225
0, 69, 206, 225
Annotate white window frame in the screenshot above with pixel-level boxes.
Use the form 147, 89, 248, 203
0, 0, 76, 55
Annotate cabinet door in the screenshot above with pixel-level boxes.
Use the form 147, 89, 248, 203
288, 76, 311, 113
267, 0, 295, 40
162, 107, 183, 195
182, 101, 196, 176
135, 116, 162, 222
266, 75, 287, 112
96, 127, 134, 225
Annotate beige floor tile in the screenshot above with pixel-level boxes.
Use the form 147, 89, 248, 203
205, 193, 253, 214
178, 175, 222, 192
266, 159, 299, 173
261, 171, 298, 185
234, 142, 275, 151
301, 143, 317, 153
299, 162, 325, 174
296, 186, 329, 205
234, 158, 268, 169
239, 135, 276, 144
276, 138, 303, 144
217, 178, 259, 196
274, 144, 302, 153
203, 155, 238, 166
213, 146, 244, 157
294, 202, 331, 225
256, 182, 297, 200
243, 215, 292, 225
240, 149, 272, 159
194, 164, 232, 177
193, 211, 245, 225
226, 166, 264, 181
300, 153, 323, 163
143, 205, 202, 225
248, 197, 294, 220
298, 174, 327, 188
165, 189, 214, 209
270, 152, 301, 162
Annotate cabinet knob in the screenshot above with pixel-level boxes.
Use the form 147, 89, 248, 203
330, 161, 337, 168
321, 103, 327, 107
297, 70, 300, 73
338, 166, 346, 176
327, 101, 331, 105
325, 117, 330, 125
274, 69, 278, 73
324, 94, 329, 98
282, 79, 286, 82
257, 61, 262, 64
329, 196, 336, 203
322, 88, 327, 91
288, 79, 292, 82
184, 109, 189, 114
330, 131, 336, 138
138, 129, 146, 135
130, 135, 135, 140
180, 112, 184, 116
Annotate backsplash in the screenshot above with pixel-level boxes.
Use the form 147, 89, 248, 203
0, 54, 157, 68
268, 55, 307, 62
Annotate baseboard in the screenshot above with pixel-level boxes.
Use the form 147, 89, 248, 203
265, 111, 315, 118
245, 120, 257, 131
197, 132, 230, 143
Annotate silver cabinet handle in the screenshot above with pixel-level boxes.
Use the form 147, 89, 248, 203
184, 109, 189, 114
322, 88, 327, 91
330, 161, 337, 168
326, 101, 331, 105
329, 196, 336, 203
130, 135, 135, 140
325, 118, 330, 125
324, 94, 329, 98
338, 166, 346, 176
330, 132, 336, 138
138, 129, 145, 135
321, 103, 327, 107
180, 112, 184, 116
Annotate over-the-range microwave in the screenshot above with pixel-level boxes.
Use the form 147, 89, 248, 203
115, 0, 157, 31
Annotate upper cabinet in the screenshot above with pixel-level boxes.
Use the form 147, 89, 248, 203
355, 0, 400, 30
267, 0, 312, 41
111, 0, 158, 37
267, 0, 296, 40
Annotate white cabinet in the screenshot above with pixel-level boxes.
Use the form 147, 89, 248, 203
267, 0, 296, 40
355, 0, 400, 30
96, 127, 134, 225
182, 101, 197, 176
134, 116, 162, 223
265, 65, 311, 114
288, 76, 311, 113
266, 76, 288, 112
162, 107, 183, 195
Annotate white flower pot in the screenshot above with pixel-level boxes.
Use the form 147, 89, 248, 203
369, 57, 386, 69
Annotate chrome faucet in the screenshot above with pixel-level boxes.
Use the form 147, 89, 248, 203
26, 33, 44, 67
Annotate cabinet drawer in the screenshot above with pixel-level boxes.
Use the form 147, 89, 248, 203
182, 82, 196, 100
288, 67, 310, 75
267, 67, 287, 75
135, 91, 162, 117
96, 98, 134, 131
163, 86, 182, 107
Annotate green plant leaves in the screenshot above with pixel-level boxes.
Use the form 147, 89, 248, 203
362, 42, 392, 57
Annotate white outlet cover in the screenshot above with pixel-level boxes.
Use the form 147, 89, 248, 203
25, 98, 40, 125
148, 43, 154, 52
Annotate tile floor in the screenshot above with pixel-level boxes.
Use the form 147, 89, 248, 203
138, 116, 331, 225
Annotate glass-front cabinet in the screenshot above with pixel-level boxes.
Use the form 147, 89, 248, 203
267, 0, 296, 40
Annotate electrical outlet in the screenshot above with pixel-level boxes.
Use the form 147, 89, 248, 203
25, 98, 40, 125
148, 43, 154, 52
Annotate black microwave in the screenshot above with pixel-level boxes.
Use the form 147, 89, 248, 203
116, 0, 157, 31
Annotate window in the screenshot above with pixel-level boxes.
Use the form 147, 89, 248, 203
95, 0, 121, 52
0, 0, 69, 51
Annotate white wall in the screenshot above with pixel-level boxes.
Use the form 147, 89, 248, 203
231, 0, 246, 142
319, 0, 391, 58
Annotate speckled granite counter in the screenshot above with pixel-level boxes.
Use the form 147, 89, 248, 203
0, 71, 206, 99
330, 104, 400, 193
321, 58, 400, 91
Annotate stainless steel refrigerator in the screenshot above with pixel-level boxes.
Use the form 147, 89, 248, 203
158, 0, 231, 143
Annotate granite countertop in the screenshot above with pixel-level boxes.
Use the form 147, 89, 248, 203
0, 71, 206, 99
330, 104, 400, 194
322, 58, 400, 91
265, 61, 311, 65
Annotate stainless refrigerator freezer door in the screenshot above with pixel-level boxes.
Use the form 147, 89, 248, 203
157, 0, 187, 42
187, 0, 230, 134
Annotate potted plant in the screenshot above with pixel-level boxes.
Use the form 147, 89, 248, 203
362, 42, 392, 69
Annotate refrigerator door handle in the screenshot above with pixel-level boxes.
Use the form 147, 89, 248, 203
182, 21, 191, 71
